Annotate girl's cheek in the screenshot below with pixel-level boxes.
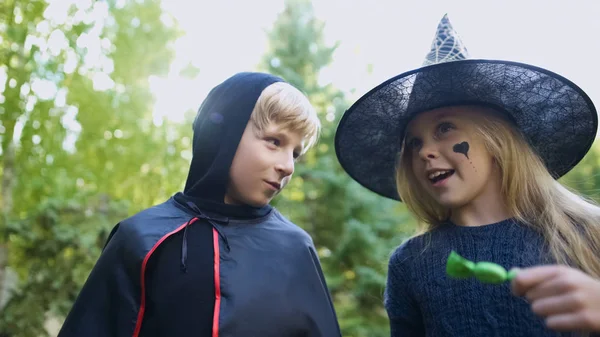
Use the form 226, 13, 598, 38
449, 143, 478, 173
452, 141, 470, 159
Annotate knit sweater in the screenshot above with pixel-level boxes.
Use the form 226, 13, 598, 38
384, 218, 586, 337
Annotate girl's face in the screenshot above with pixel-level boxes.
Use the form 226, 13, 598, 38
405, 106, 502, 211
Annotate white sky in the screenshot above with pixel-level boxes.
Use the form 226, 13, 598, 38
151, 0, 600, 125
4, 0, 598, 129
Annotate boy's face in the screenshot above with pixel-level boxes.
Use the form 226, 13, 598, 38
405, 106, 501, 210
225, 121, 304, 207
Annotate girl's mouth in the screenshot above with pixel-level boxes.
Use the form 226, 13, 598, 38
428, 170, 455, 185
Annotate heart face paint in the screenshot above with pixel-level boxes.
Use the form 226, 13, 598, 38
453, 141, 470, 159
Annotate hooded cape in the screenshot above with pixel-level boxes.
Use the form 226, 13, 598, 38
57, 72, 342, 337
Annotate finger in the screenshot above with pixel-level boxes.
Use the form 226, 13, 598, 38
511, 265, 564, 296
524, 275, 578, 302
531, 292, 585, 317
546, 312, 597, 332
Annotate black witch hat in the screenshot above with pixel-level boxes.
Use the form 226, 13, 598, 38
335, 14, 597, 201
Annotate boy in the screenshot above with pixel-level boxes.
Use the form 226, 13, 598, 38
58, 72, 341, 337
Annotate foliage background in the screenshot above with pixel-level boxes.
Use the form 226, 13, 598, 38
0, 0, 598, 336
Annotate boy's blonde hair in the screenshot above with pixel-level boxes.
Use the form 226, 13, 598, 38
396, 105, 600, 278
250, 82, 320, 154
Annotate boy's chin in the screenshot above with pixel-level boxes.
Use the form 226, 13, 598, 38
243, 196, 272, 208
224, 191, 273, 207
247, 202, 270, 208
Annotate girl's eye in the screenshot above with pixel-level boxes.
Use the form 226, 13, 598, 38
293, 152, 300, 159
437, 122, 455, 135
407, 138, 422, 151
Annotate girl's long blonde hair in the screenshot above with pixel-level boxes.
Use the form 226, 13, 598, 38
396, 105, 600, 278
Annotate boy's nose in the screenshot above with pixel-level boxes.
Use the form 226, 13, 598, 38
275, 154, 295, 177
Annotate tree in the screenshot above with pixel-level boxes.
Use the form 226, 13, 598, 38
259, 1, 415, 335
0, 0, 188, 335
560, 140, 600, 203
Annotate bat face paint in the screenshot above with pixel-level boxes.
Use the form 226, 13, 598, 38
453, 141, 470, 159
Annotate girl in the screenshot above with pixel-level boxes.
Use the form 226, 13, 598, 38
334, 15, 600, 336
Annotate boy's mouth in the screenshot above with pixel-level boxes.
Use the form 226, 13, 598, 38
265, 181, 281, 190
427, 169, 455, 184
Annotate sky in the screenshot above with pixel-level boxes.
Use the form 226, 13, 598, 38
150, 0, 600, 125
3, 0, 598, 131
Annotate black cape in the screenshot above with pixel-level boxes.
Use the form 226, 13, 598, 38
58, 72, 342, 337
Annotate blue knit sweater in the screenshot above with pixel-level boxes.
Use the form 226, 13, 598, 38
384, 218, 585, 337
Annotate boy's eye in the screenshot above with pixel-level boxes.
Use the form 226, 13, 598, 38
266, 137, 280, 146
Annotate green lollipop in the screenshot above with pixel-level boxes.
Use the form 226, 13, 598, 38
473, 262, 508, 284
446, 251, 475, 278
446, 251, 518, 284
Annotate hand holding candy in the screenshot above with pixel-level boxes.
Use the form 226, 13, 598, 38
446, 251, 518, 284
511, 265, 600, 332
